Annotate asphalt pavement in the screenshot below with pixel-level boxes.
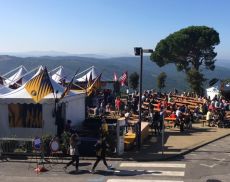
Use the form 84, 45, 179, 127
1, 121, 230, 182
1, 135, 230, 182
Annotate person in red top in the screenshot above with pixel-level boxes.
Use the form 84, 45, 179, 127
156, 102, 161, 110
115, 97, 121, 115
162, 100, 168, 109
169, 112, 177, 119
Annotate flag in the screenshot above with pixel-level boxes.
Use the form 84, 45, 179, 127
86, 73, 102, 96
25, 68, 54, 103
119, 71, 128, 86
94, 73, 102, 89
113, 72, 118, 81
60, 69, 79, 100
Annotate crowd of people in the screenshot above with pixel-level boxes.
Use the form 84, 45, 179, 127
86, 88, 230, 135
58, 88, 230, 174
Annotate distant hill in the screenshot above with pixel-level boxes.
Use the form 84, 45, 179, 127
215, 59, 230, 68
0, 55, 229, 92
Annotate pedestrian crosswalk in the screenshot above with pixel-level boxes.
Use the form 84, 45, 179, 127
107, 180, 183, 182
120, 162, 186, 168
106, 162, 186, 182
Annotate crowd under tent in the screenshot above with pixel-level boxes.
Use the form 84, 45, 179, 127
0, 69, 85, 138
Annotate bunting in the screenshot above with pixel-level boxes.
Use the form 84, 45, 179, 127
25, 68, 54, 103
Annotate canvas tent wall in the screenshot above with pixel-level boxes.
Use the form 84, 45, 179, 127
0, 78, 85, 138
0, 85, 13, 94
206, 86, 220, 100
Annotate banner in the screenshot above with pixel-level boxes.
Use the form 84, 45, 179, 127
25, 68, 54, 103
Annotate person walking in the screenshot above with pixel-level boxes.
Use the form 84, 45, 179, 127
63, 133, 80, 173
90, 135, 112, 173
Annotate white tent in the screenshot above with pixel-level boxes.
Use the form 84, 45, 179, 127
206, 86, 220, 100
21, 65, 44, 85
76, 66, 97, 82
51, 66, 69, 83
0, 76, 85, 138
0, 85, 13, 95
3, 66, 27, 86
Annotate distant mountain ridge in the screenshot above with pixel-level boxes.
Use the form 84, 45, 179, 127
0, 55, 229, 92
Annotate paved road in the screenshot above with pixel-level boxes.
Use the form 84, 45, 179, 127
182, 135, 230, 182
0, 135, 229, 182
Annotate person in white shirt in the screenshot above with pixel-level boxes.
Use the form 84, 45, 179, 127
206, 109, 213, 126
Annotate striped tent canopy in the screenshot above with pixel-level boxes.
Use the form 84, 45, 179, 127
0, 68, 79, 104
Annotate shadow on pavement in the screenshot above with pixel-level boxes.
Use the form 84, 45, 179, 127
68, 169, 89, 175
95, 169, 162, 177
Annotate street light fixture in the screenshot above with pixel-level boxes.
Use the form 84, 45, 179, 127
134, 47, 153, 150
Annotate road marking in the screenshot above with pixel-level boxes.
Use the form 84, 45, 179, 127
114, 170, 185, 176
200, 163, 217, 168
120, 163, 186, 168
188, 153, 197, 156
198, 148, 206, 151
107, 179, 183, 182
209, 144, 217, 147
88, 177, 105, 182
212, 158, 225, 162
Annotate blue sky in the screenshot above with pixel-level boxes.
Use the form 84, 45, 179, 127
0, 0, 230, 59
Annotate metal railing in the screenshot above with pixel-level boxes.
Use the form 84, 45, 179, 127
0, 138, 33, 155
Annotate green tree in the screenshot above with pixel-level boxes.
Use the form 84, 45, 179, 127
151, 26, 220, 95
129, 72, 139, 90
157, 72, 167, 91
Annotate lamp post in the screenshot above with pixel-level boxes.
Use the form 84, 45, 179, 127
134, 47, 153, 150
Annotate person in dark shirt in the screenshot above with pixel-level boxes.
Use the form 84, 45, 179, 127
90, 135, 112, 173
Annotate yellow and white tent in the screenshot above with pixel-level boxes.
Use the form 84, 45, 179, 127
0, 68, 85, 138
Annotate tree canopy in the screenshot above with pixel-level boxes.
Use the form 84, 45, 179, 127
129, 72, 139, 90
157, 72, 167, 91
151, 26, 220, 94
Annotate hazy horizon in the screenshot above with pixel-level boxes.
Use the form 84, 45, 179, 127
0, 0, 230, 59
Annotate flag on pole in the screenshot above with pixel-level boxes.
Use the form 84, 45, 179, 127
119, 71, 128, 86
60, 69, 79, 100
94, 73, 102, 89
25, 68, 54, 103
86, 73, 102, 96
113, 72, 118, 81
